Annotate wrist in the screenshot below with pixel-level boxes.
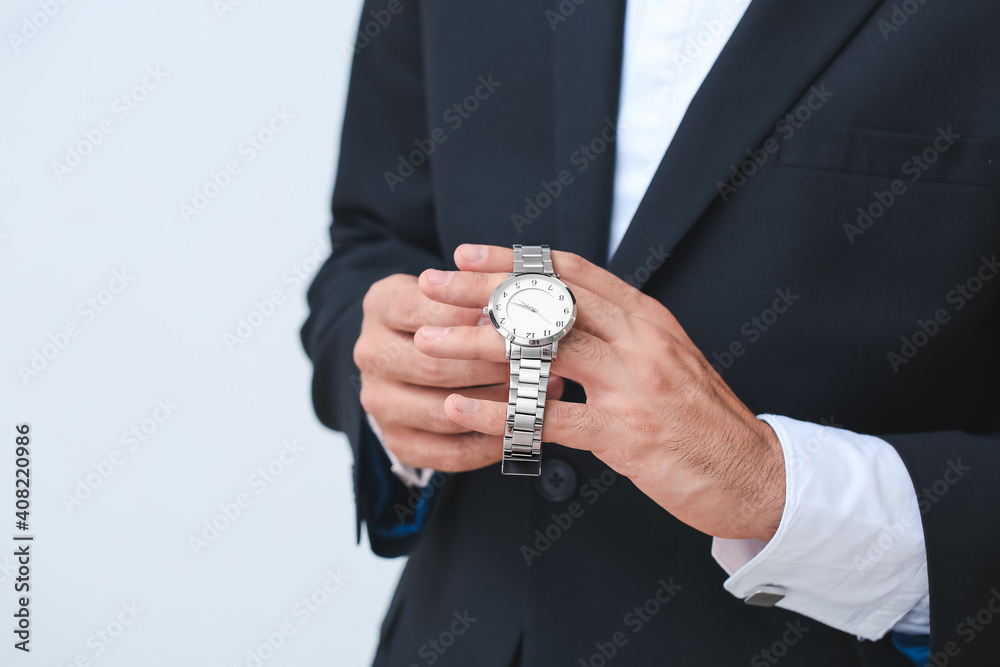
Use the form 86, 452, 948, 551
749, 419, 786, 542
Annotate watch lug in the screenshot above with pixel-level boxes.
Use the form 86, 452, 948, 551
505, 339, 513, 360
550, 340, 558, 358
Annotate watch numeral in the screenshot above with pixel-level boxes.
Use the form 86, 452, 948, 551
531, 279, 537, 285
547, 284, 553, 290
563, 308, 570, 314
558, 295, 565, 301
543, 329, 551, 336
499, 318, 505, 324
515, 282, 521, 289
555, 321, 564, 327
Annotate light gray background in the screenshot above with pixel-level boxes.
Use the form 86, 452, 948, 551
0, 1, 405, 664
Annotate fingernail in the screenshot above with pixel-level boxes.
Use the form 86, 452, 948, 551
461, 244, 488, 263
477, 315, 491, 326
427, 269, 453, 285
421, 326, 450, 341
452, 395, 480, 413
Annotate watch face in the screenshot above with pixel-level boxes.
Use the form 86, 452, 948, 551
488, 273, 576, 346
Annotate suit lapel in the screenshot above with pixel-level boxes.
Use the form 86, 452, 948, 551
607, 0, 885, 287
551, 0, 628, 268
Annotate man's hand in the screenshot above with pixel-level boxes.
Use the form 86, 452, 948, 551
353, 273, 565, 473
413, 245, 785, 541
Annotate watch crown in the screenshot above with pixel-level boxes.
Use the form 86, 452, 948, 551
482, 306, 489, 316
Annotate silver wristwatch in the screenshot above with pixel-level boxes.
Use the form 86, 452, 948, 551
484, 245, 577, 476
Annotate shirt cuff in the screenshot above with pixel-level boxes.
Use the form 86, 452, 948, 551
711, 414, 929, 640
365, 413, 435, 488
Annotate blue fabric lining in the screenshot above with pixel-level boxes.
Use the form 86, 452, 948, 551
362, 422, 434, 540
892, 631, 930, 667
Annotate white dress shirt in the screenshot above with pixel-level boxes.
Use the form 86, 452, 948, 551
374, 0, 930, 641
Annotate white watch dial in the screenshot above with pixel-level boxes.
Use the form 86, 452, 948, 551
489, 274, 576, 346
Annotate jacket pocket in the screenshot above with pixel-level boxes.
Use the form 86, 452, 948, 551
778, 124, 1000, 186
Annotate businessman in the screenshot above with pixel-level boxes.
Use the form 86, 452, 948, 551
302, 0, 1000, 664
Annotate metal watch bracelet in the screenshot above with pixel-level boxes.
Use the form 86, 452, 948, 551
502, 245, 554, 476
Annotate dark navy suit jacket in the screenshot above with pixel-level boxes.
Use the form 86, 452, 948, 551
302, 1, 1000, 664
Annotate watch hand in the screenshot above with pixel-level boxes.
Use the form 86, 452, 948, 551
514, 299, 551, 324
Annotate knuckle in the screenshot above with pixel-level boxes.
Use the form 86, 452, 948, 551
352, 337, 369, 370
418, 355, 448, 383
381, 432, 409, 461
564, 404, 601, 442
436, 445, 471, 473
567, 332, 609, 366
563, 252, 587, 274
362, 278, 387, 315
358, 382, 381, 414
430, 406, 458, 433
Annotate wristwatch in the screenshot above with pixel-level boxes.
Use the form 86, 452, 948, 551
484, 245, 577, 476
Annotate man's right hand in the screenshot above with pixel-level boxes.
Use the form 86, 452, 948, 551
353, 273, 564, 473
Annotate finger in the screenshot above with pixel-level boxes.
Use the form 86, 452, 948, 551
417, 267, 506, 309
454, 244, 678, 330
355, 325, 508, 387
414, 322, 507, 362
420, 270, 632, 342
444, 394, 611, 454
362, 381, 511, 435
417, 322, 621, 390
370, 274, 485, 332
382, 426, 501, 473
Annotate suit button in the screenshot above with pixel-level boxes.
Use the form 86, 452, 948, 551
536, 459, 577, 502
